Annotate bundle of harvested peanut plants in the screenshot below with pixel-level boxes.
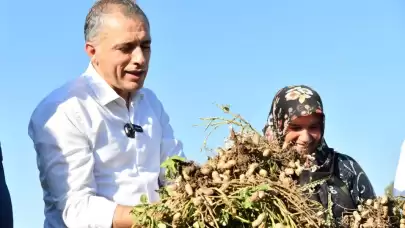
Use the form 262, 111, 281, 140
341, 195, 405, 228
130, 105, 405, 228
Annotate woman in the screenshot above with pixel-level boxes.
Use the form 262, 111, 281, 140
0, 144, 13, 228
263, 85, 375, 224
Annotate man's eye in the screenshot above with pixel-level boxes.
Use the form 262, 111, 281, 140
119, 46, 132, 53
142, 45, 151, 50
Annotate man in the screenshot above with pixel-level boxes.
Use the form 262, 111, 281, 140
0, 144, 13, 228
28, 1, 185, 227
393, 140, 405, 196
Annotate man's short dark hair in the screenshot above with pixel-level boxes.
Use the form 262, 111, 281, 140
84, 0, 150, 42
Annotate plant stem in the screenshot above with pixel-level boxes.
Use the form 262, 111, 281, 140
234, 215, 251, 224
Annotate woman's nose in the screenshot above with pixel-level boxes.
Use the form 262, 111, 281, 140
298, 130, 312, 143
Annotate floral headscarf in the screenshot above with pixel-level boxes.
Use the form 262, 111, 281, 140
263, 85, 327, 151
263, 85, 336, 173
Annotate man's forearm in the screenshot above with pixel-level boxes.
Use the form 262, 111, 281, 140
112, 205, 134, 228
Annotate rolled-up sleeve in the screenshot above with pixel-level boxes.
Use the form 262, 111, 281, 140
394, 140, 405, 196
158, 105, 185, 187
28, 105, 117, 228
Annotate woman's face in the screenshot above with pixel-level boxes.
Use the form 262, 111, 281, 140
282, 114, 323, 154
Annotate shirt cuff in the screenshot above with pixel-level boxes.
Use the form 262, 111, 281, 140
64, 196, 118, 228
90, 197, 117, 228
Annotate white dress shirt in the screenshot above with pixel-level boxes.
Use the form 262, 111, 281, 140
393, 140, 405, 196
28, 63, 185, 228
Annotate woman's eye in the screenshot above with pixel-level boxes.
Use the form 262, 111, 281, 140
289, 126, 301, 131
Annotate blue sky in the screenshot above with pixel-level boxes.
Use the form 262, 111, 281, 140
2, 0, 405, 227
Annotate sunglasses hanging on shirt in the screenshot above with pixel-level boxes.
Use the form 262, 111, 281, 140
124, 123, 144, 138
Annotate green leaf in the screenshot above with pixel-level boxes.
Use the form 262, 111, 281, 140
156, 187, 169, 199
242, 196, 253, 209
160, 155, 186, 179
160, 155, 185, 168
132, 206, 145, 213
219, 209, 229, 226
254, 184, 270, 191
140, 194, 148, 204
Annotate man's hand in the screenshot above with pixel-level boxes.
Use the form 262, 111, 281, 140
112, 205, 134, 228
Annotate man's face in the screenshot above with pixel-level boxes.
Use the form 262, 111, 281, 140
86, 12, 151, 98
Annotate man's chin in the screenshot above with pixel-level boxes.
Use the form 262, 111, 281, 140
124, 81, 144, 92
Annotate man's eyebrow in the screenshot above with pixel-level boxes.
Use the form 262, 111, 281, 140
113, 39, 151, 48
113, 42, 133, 49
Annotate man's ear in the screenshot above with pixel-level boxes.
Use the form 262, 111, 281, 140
85, 42, 97, 61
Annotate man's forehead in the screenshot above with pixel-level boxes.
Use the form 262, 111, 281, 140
100, 14, 151, 41
104, 12, 149, 31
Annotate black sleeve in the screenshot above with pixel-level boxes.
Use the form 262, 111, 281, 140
336, 153, 376, 205
0, 144, 14, 228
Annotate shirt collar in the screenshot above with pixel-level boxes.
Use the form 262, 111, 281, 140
83, 62, 144, 106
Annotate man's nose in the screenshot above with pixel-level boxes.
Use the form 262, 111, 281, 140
131, 46, 145, 66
